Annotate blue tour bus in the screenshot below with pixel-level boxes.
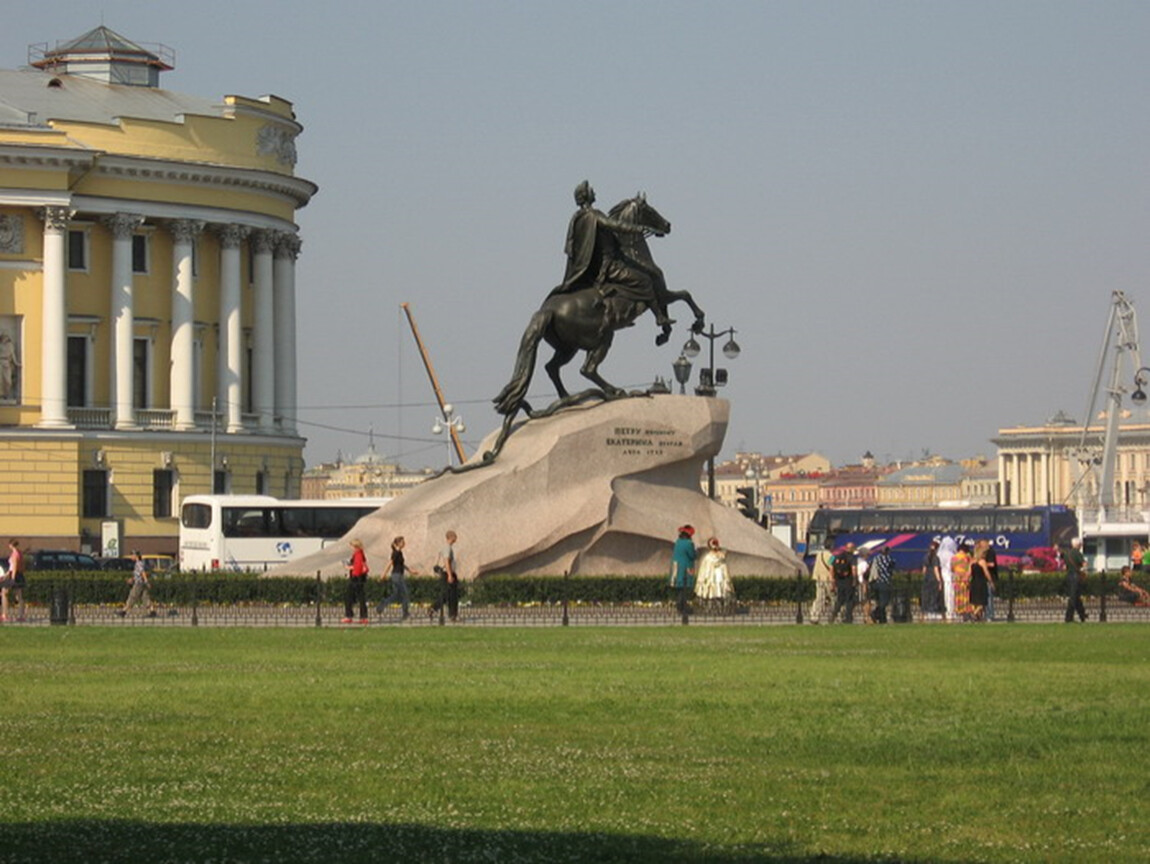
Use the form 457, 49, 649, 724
803, 505, 1078, 572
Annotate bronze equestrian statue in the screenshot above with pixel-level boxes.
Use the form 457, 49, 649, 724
493, 184, 705, 423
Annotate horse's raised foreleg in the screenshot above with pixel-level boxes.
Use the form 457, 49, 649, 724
662, 288, 706, 333
544, 343, 578, 399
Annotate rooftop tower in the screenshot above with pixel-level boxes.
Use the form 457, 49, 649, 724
28, 25, 174, 87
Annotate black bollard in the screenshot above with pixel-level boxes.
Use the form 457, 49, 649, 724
795, 569, 804, 624
561, 570, 570, 627
49, 583, 70, 626
1099, 572, 1108, 623
1006, 568, 1016, 623
191, 572, 199, 627
314, 571, 322, 627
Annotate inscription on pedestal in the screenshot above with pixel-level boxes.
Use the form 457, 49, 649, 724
605, 426, 686, 458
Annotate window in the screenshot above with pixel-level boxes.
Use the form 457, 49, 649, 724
213, 470, 229, 495
67, 335, 89, 407
958, 513, 993, 534
858, 511, 892, 532
82, 469, 108, 518
67, 229, 88, 270
153, 469, 175, 518
255, 470, 268, 496
223, 507, 279, 538
133, 337, 150, 409
131, 234, 149, 274
244, 344, 253, 413
181, 503, 212, 530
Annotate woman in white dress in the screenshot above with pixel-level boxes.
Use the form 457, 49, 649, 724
938, 536, 957, 621
694, 537, 735, 607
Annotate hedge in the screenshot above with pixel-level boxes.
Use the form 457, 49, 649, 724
8, 568, 1125, 607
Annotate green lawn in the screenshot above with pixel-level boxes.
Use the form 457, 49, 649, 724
1, 625, 1148, 863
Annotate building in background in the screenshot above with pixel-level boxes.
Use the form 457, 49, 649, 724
301, 444, 435, 500
994, 414, 1150, 515
0, 26, 316, 553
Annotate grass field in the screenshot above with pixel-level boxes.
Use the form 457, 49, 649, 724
1, 624, 1148, 863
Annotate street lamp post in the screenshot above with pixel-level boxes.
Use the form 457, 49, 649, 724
672, 354, 693, 395
432, 403, 466, 467
682, 325, 740, 498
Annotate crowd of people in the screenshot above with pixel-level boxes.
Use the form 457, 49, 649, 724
917, 537, 999, 622
7, 523, 1150, 626
342, 530, 459, 624
807, 541, 898, 624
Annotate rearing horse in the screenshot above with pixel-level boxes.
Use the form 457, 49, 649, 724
493, 194, 704, 419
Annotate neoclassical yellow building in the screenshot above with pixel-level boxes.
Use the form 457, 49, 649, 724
0, 27, 316, 554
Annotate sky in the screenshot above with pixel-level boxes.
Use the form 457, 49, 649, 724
5, 1, 1150, 470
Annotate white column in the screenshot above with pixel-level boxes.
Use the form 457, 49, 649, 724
215, 224, 248, 434
251, 229, 276, 431
105, 212, 144, 429
170, 219, 203, 430
273, 233, 300, 434
37, 205, 72, 428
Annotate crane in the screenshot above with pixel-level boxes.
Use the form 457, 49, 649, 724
1070, 291, 1146, 567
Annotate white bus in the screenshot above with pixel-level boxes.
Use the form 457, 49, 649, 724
179, 495, 391, 572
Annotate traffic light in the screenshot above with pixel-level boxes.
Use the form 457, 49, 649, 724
735, 485, 757, 520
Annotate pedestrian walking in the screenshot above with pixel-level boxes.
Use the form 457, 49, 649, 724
117, 551, 157, 618
869, 546, 895, 623
808, 538, 835, 624
829, 542, 857, 623
343, 538, 369, 624
0, 538, 26, 622
430, 531, 459, 621
669, 524, 697, 617
1064, 537, 1088, 623
377, 536, 418, 620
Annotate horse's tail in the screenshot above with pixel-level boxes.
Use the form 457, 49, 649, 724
493, 308, 550, 415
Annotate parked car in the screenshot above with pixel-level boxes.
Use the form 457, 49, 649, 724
97, 557, 136, 572
143, 554, 176, 574
98, 555, 176, 574
14, 550, 101, 571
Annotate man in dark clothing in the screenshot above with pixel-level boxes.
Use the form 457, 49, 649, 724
549, 181, 673, 329
1064, 537, 1089, 623
829, 542, 857, 624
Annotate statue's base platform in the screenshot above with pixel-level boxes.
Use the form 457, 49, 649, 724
282, 395, 804, 579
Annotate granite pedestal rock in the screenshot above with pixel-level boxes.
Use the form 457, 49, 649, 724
282, 395, 804, 579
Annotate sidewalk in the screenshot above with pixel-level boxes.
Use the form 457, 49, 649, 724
7, 597, 1147, 627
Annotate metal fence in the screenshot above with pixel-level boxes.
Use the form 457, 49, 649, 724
5, 571, 1149, 628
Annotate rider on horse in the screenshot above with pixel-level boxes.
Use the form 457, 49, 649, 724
548, 181, 674, 332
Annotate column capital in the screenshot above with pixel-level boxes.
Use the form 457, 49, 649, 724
37, 206, 74, 232
102, 212, 145, 239
169, 218, 206, 244
274, 232, 302, 261
214, 223, 251, 249
250, 228, 279, 254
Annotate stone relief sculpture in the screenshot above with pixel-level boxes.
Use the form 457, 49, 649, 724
0, 318, 22, 402
256, 124, 298, 167
0, 214, 23, 254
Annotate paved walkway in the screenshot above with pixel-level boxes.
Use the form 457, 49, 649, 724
7, 597, 1148, 627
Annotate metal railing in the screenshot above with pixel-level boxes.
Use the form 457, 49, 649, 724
7, 571, 1149, 628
